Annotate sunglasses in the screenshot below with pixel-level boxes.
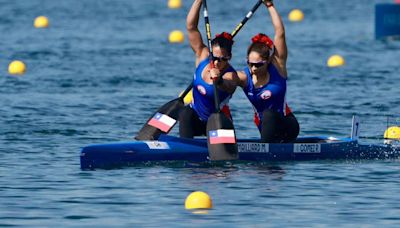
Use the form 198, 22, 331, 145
247, 60, 267, 68
213, 56, 230, 62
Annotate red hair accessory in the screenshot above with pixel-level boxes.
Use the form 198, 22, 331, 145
251, 33, 274, 57
215, 32, 234, 42
251, 33, 274, 49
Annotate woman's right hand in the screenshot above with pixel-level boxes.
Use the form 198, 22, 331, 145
209, 68, 221, 81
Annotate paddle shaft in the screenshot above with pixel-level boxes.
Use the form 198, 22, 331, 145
178, 83, 192, 100
203, 0, 214, 65
203, 0, 239, 161
202, 0, 221, 111
231, 0, 264, 37
178, 0, 264, 100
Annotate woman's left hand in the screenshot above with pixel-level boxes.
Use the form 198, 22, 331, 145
263, 0, 273, 7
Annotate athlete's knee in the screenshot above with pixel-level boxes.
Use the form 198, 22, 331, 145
285, 114, 300, 142
260, 110, 281, 143
179, 106, 193, 122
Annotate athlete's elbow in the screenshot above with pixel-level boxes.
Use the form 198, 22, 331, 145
186, 22, 197, 32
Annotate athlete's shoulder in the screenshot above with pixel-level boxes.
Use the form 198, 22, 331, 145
270, 59, 287, 79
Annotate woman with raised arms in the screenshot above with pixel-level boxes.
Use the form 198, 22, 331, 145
179, 0, 239, 138
237, 0, 300, 143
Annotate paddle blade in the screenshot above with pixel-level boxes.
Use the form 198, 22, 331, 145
206, 113, 238, 161
135, 98, 184, 140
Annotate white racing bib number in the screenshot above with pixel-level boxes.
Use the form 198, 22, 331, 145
238, 143, 269, 153
294, 144, 321, 153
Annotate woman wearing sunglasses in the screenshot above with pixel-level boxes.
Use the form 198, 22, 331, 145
237, 0, 299, 143
179, 0, 239, 138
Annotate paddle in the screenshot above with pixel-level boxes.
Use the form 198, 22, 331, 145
231, 0, 264, 37
135, 84, 191, 140
135, 0, 264, 141
202, 0, 238, 161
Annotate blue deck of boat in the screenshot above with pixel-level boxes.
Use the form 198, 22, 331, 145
80, 135, 400, 170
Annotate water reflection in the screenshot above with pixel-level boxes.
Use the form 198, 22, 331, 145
252, 164, 286, 180
175, 162, 286, 182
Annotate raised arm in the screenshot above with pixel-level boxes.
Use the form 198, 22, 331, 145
187, 0, 208, 64
264, 1, 287, 66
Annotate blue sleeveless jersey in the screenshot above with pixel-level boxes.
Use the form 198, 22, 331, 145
191, 58, 236, 121
242, 64, 287, 122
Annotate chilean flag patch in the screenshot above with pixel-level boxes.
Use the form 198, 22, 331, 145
197, 85, 206, 95
209, 129, 236, 144
148, 112, 177, 133
260, 90, 272, 100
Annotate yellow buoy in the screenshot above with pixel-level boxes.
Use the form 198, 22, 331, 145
185, 191, 212, 210
34, 16, 49, 28
327, 55, 345, 68
288, 9, 304, 22
8, 60, 26, 75
169, 30, 185, 43
384, 126, 400, 139
168, 0, 182, 9
179, 89, 193, 105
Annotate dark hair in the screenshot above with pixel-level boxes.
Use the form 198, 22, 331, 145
211, 32, 234, 57
247, 42, 271, 60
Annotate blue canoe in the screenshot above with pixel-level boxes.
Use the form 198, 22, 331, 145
80, 134, 400, 170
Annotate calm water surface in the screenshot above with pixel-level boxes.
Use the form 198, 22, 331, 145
1, 0, 400, 226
